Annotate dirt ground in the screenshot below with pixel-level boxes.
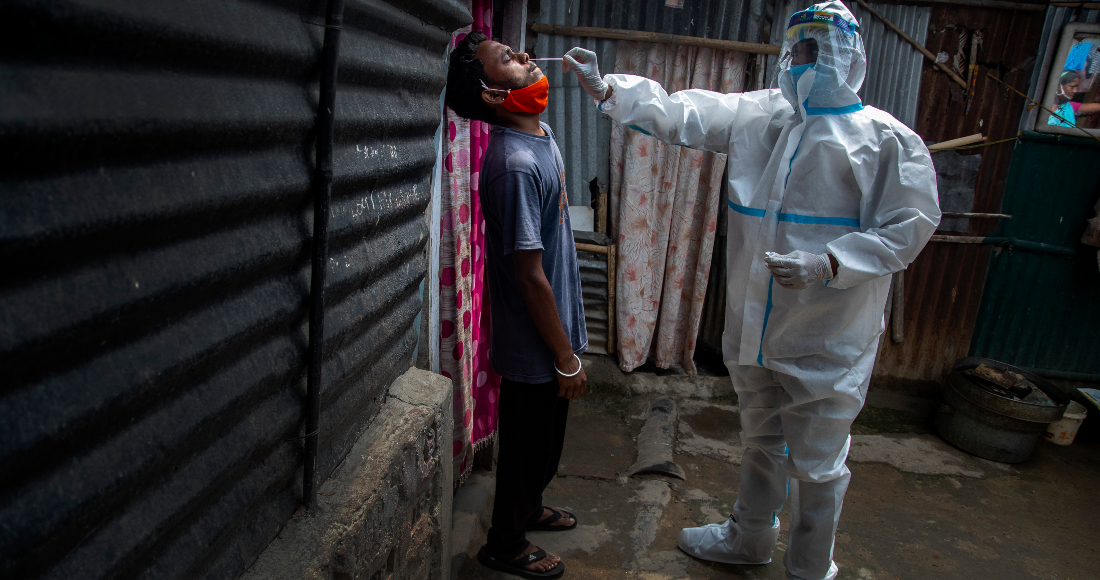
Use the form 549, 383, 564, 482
457, 379, 1100, 580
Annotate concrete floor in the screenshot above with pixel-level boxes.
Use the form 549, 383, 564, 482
456, 358, 1100, 580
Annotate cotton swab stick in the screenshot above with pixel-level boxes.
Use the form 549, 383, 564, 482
529, 58, 563, 61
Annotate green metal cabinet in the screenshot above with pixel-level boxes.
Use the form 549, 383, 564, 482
970, 132, 1100, 380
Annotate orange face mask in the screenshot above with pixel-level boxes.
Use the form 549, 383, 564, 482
483, 76, 549, 114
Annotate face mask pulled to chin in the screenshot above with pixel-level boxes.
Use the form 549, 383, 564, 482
501, 75, 549, 114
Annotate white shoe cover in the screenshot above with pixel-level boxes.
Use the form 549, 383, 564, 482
786, 561, 838, 580
678, 517, 780, 565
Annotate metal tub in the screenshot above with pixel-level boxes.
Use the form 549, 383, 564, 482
935, 357, 1068, 463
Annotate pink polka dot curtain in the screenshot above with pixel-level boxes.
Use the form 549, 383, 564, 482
442, 2, 500, 484
609, 41, 748, 375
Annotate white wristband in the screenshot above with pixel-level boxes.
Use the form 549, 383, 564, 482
555, 353, 582, 377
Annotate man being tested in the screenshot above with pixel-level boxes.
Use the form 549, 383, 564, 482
446, 31, 588, 580
563, 2, 939, 579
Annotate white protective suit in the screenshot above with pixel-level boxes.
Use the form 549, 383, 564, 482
589, 3, 940, 579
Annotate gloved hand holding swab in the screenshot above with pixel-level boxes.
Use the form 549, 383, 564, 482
562, 47, 610, 100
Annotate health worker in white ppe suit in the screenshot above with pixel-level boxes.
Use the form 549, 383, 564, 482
563, 2, 940, 579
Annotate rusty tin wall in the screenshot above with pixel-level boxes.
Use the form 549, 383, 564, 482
870, 2, 1047, 393
0, 0, 469, 578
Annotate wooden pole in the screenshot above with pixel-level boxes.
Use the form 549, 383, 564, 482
595, 191, 608, 234
576, 242, 610, 255
927, 133, 985, 150
531, 23, 782, 56
607, 244, 617, 355
891, 270, 905, 343
930, 235, 988, 243
941, 212, 1011, 219
965, 31, 980, 114
879, 276, 894, 354
853, 0, 969, 90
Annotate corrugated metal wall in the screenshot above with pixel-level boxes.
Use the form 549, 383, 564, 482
870, 2, 1047, 393
852, 2, 929, 129
535, 0, 769, 206
769, 0, 930, 128
557, 0, 770, 42
970, 134, 1100, 377
535, 0, 616, 207
578, 250, 612, 353
0, 1, 469, 579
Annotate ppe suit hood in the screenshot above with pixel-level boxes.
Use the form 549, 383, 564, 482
778, 1, 867, 117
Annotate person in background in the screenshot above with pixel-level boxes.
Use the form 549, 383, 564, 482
562, 2, 939, 579
446, 30, 588, 580
1048, 70, 1100, 128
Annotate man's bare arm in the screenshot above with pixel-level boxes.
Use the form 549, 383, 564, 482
512, 249, 587, 399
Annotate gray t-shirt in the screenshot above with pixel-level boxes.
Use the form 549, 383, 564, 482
480, 123, 587, 383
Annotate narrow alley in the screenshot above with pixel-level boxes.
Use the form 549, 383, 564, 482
455, 358, 1100, 580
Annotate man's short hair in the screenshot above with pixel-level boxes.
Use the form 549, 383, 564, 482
446, 31, 497, 124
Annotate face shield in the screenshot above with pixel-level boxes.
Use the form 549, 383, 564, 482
777, 2, 867, 116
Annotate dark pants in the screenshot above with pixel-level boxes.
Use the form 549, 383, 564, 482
485, 377, 570, 559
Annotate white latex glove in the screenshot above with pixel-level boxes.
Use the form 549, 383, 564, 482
764, 251, 834, 290
562, 47, 609, 101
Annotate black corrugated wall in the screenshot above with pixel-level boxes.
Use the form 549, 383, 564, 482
0, 0, 470, 578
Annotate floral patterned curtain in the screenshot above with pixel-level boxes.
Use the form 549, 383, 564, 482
441, 0, 500, 484
609, 41, 747, 375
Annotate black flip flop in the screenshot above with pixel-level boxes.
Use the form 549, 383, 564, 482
527, 507, 578, 532
477, 545, 565, 579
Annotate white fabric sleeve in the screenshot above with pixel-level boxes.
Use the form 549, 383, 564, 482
826, 126, 941, 289
595, 74, 784, 154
